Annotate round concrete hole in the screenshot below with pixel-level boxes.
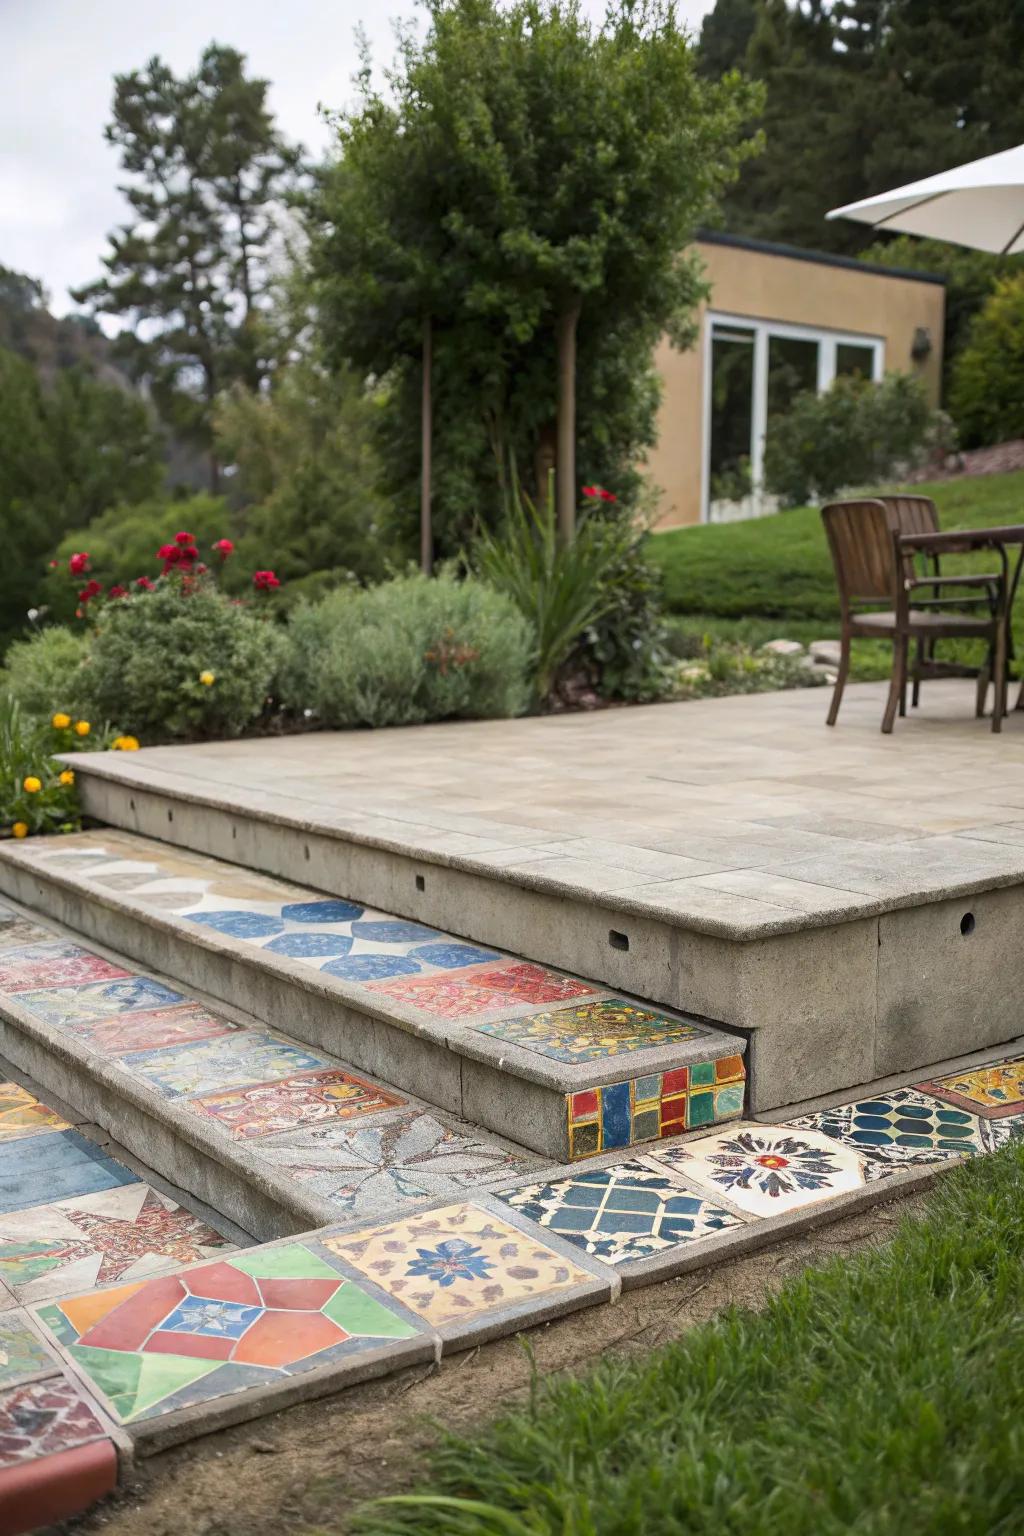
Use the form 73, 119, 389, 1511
960, 912, 976, 937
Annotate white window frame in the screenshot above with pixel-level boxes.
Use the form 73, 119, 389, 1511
701, 311, 884, 523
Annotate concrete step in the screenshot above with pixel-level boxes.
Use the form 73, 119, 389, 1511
0, 830, 747, 1163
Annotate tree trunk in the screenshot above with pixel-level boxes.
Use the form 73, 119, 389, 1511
556, 297, 581, 546
421, 314, 434, 576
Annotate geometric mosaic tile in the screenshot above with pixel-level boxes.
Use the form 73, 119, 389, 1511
473, 1000, 710, 1063
0, 1131, 138, 1216
0, 1375, 110, 1467
12, 976, 185, 1030
257, 1111, 533, 1217
648, 1122, 872, 1218
36, 1242, 424, 1425
185, 1070, 404, 1141
74, 1003, 238, 1056
788, 1086, 1006, 1171
120, 1032, 330, 1098
497, 1158, 746, 1264
324, 1202, 596, 1327
0, 941, 131, 994
368, 964, 598, 1020
0, 1184, 231, 1306
918, 1055, 1024, 1120
0, 1082, 71, 1143
566, 1055, 746, 1160
0, 1313, 60, 1390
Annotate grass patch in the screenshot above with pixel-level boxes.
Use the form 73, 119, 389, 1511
349, 1142, 1024, 1536
649, 470, 1024, 682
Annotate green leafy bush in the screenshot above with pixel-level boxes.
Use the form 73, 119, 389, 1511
949, 275, 1024, 449
1, 626, 95, 720
580, 525, 675, 703
86, 574, 285, 742
764, 371, 938, 506
0, 697, 80, 838
280, 571, 532, 728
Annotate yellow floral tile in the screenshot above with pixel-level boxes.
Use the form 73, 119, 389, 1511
324, 1203, 594, 1326
0, 1083, 71, 1142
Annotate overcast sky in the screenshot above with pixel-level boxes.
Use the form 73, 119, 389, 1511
3, 0, 716, 316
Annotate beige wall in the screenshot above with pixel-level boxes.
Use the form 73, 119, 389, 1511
646, 239, 946, 531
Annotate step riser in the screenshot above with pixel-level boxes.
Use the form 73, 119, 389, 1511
0, 861, 573, 1160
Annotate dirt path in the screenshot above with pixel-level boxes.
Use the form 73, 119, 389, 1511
69, 1187, 927, 1536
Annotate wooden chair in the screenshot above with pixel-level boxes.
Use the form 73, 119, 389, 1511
821, 498, 1008, 734
874, 494, 1003, 713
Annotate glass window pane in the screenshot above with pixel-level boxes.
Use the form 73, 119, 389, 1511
835, 342, 876, 380
709, 325, 754, 506
767, 335, 819, 419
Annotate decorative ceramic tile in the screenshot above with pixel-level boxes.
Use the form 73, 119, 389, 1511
0, 919, 53, 952
0, 1375, 109, 1466
13, 976, 185, 1030
0, 941, 131, 994
37, 1242, 422, 1424
258, 1111, 532, 1216
122, 1032, 331, 1098
74, 1003, 238, 1056
0, 1313, 59, 1389
0, 1131, 138, 1215
649, 1123, 870, 1217
0, 1082, 71, 1142
789, 1087, 1001, 1170
498, 1159, 746, 1264
325, 1202, 595, 1326
186, 1069, 405, 1141
918, 1056, 1024, 1120
474, 1000, 710, 1063
566, 1055, 746, 1160
370, 963, 598, 1020
0, 1184, 231, 1306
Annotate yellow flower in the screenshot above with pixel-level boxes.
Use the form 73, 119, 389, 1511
199, 670, 215, 687
12, 823, 28, 839
74, 720, 91, 737
22, 777, 41, 794
51, 712, 71, 730
112, 735, 140, 752
59, 770, 75, 787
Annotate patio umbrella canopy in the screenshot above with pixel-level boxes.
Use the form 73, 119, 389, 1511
828, 142, 1024, 254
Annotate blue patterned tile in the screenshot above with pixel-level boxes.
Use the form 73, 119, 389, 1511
187, 911, 285, 940
349, 920, 441, 945
281, 900, 364, 924
0, 1130, 138, 1214
321, 954, 423, 983
13, 976, 185, 1029
263, 932, 354, 959
409, 942, 500, 970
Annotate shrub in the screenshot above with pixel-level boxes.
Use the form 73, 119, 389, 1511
764, 371, 937, 506
280, 571, 532, 728
579, 524, 675, 703
0, 696, 80, 838
86, 574, 285, 742
949, 274, 1024, 449
1, 626, 95, 720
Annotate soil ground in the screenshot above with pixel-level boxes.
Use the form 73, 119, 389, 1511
68, 1186, 928, 1536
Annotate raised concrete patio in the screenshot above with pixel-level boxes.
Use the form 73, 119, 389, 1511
67, 681, 1024, 1111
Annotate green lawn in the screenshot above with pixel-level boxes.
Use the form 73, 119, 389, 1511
348, 1143, 1024, 1536
650, 470, 1024, 681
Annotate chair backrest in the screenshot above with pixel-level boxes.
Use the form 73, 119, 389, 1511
821, 498, 897, 607
876, 494, 939, 537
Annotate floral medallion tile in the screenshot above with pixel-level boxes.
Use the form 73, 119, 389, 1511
0, 1184, 231, 1306
0, 1313, 60, 1389
186, 1069, 405, 1141
566, 1055, 746, 1159
75, 1002, 239, 1056
0, 941, 131, 994
369, 963, 597, 1020
648, 1123, 871, 1217
0, 1130, 138, 1215
0, 1375, 110, 1466
13, 976, 185, 1030
36, 1242, 424, 1425
324, 1202, 596, 1326
258, 1111, 533, 1216
0, 1082, 71, 1142
789, 1087, 1003, 1170
498, 1159, 746, 1264
918, 1055, 1024, 1121
474, 1000, 710, 1063
122, 1032, 331, 1098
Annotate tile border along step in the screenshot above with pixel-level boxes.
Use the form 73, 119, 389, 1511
0, 831, 747, 1162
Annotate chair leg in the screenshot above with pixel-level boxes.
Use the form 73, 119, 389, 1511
992, 622, 1008, 734
911, 639, 924, 708
882, 635, 907, 735
976, 658, 991, 718
827, 631, 850, 727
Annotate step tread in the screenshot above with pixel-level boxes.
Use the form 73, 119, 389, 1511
0, 830, 745, 1097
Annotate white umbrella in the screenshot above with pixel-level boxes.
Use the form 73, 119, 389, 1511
827, 142, 1024, 254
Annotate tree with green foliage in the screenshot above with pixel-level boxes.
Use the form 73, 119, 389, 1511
313, 0, 758, 557
950, 275, 1024, 449
73, 45, 303, 489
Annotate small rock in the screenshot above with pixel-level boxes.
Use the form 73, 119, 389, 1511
809, 639, 842, 666
760, 639, 804, 657
250, 1438, 277, 1454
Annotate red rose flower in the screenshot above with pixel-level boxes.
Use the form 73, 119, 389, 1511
69, 552, 90, 575
135, 576, 155, 591
176, 544, 198, 564
48, 560, 58, 570
252, 569, 281, 591
108, 584, 128, 598
157, 544, 179, 562
599, 488, 617, 503
581, 486, 598, 499
174, 531, 195, 546
212, 538, 234, 558
78, 580, 103, 602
